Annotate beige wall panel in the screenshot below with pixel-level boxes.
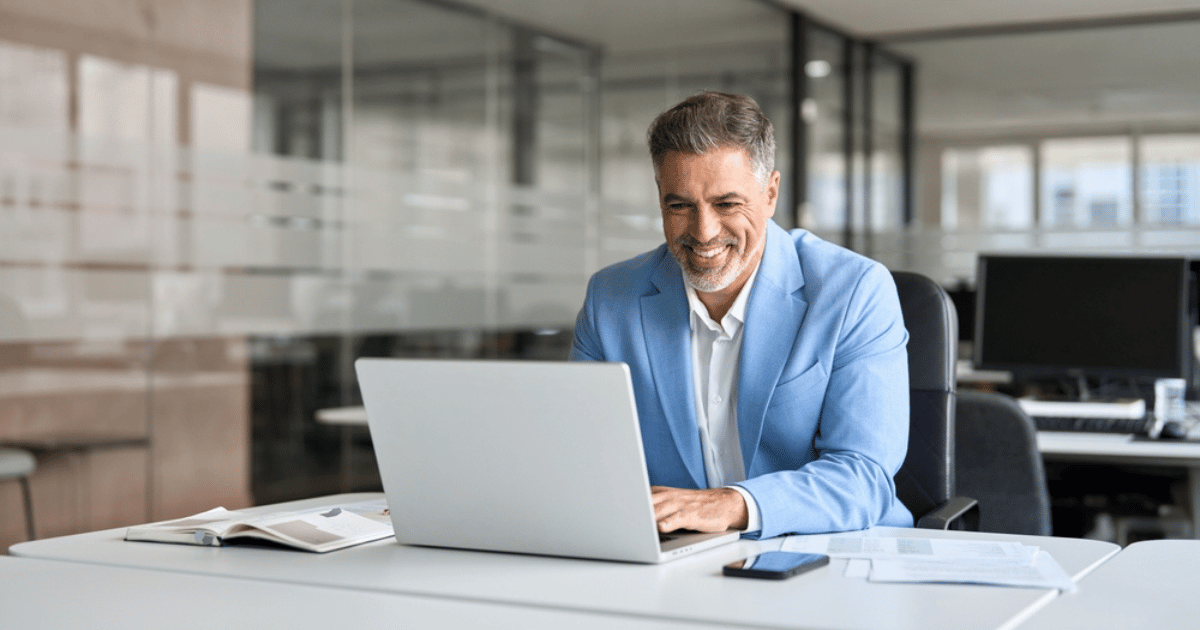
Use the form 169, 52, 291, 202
150, 338, 251, 520
0, 386, 148, 440
0, 482, 31, 552
83, 446, 149, 531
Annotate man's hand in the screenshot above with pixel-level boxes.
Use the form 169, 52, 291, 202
651, 486, 748, 533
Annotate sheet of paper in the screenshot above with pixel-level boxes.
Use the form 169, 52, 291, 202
257, 508, 392, 540
843, 558, 871, 579
781, 535, 1037, 564
132, 507, 250, 537
341, 498, 389, 514
305, 509, 392, 538
868, 551, 1077, 592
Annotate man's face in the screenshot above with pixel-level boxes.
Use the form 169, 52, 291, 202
657, 146, 779, 295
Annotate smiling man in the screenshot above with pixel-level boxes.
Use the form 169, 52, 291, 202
570, 91, 913, 538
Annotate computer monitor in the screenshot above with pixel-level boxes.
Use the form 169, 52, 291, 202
974, 254, 1194, 386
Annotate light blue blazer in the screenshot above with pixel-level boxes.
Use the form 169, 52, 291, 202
570, 221, 913, 539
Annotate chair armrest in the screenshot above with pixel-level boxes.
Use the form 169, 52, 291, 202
915, 496, 980, 530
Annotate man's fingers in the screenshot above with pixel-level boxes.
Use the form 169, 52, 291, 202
651, 487, 679, 530
650, 486, 747, 533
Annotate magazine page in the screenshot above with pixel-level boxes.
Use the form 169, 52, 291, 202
124, 499, 394, 551
226, 506, 393, 552
124, 507, 245, 545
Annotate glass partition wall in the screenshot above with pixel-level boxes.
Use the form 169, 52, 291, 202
0, 1, 257, 547
247, 0, 912, 503
0, 0, 913, 544
250, 0, 603, 500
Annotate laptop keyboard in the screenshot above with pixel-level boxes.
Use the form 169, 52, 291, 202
1032, 415, 1153, 435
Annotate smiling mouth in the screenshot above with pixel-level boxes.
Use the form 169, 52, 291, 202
685, 241, 736, 269
691, 244, 729, 260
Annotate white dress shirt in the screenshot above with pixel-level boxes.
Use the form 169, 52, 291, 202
683, 265, 763, 533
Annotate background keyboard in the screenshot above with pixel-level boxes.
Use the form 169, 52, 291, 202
1032, 415, 1153, 435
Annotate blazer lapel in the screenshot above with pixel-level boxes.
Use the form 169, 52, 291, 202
738, 222, 807, 474
641, 254, 707, 489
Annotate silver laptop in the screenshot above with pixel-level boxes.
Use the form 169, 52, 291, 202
355, 358, 739, 563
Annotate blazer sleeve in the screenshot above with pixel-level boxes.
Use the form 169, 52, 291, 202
569, 275, 604, 362
736, 262, 911, 538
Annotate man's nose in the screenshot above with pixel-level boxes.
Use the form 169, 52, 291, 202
691, 206, 722, 243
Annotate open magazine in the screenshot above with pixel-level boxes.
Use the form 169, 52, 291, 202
125, 498, 394, 553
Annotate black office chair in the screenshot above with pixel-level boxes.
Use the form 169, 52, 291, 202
955, 389, 1052, 536
890, 271, 978, 529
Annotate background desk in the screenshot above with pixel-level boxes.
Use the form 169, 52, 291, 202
10, 493, 1120, 630
1038, 432, 1200, 537
314, 405, 369, 491
1013, 539, 1200, 630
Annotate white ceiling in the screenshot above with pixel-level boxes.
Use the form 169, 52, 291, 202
777, 0, 1200, 37
463, 0, 1200, 134
254, 0, 1200, 135
891, 21, 1200, 135
467, 0, 1200, 42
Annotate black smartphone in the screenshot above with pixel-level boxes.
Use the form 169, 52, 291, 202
722, 551, 830, 580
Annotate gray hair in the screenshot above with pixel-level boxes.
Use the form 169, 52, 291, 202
647, 91, 776, 188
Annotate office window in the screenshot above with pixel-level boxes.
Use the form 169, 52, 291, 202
1140, 134, 1200, 225
1040, 137, 1132, 228
940, 146, 1033, 230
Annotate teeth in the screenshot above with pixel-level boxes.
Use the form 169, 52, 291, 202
693, 246, 726, 259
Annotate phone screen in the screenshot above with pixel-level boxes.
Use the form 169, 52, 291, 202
723, 551, 830, 579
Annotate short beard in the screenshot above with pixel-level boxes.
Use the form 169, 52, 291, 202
669, 235, 745, 293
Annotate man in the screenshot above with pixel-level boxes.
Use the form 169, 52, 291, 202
569, 91, 912, 539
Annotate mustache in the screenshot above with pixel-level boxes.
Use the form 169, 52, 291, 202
675, 235, 738, 250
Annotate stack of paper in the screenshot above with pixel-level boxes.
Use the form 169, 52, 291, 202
780, 535, 1076, 592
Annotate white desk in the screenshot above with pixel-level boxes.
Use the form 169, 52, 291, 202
0, 556, 724, 630
1038, 431, 1200, 536
9, 493, 1120, 630
1013, 539, 1200, 630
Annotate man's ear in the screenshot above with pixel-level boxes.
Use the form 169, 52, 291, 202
766, 171, 781, 217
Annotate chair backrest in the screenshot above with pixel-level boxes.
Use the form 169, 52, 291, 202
955, 389, 1052, 536
891, 271, 957, 521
